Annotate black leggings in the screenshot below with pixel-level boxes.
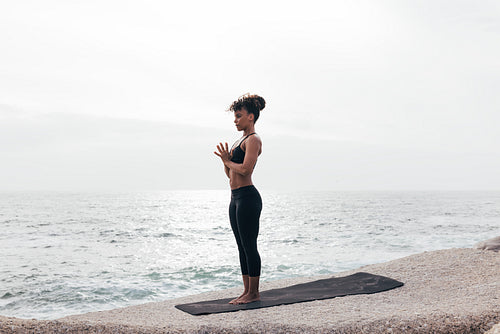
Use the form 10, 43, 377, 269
229, 185, 262, 277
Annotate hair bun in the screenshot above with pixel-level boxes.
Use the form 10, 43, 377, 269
246, 94, 265, 111
253, 95, 266, 111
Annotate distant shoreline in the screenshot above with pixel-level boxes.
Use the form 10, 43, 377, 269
1, 247, 498, 333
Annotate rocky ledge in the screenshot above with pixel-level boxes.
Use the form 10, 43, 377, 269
1, 247, 499, 333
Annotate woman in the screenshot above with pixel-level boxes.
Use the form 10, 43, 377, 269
214, 94, 265, 304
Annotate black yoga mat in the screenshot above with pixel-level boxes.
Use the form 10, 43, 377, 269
175, 272, 403, 315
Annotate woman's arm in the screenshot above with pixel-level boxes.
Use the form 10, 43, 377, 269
221, 136, 261, 176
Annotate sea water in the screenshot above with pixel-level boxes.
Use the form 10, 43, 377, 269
1, 190, 499, 319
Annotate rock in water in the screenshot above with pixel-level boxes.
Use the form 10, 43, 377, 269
474, 236, 500, 252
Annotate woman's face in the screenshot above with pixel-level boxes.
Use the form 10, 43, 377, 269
233, 108, 254, 131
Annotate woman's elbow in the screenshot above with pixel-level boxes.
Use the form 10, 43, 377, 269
238, 166, 252, 176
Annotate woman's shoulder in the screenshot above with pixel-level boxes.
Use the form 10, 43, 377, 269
248, 133, 262, 144
243, 133, 262, 151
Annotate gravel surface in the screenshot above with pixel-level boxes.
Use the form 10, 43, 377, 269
486, 323, 500, 334
1, 247, 498, 333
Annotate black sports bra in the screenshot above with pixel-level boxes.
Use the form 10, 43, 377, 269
230, 133, 256, 163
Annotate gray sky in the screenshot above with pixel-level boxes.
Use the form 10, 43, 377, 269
1, 0, 499, 191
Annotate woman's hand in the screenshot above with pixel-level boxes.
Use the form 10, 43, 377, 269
214, 142, 231, 164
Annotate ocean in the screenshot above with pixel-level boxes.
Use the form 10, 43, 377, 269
1, 190, 499, 320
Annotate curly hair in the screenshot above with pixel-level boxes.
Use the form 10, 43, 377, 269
228, 93, 266, 123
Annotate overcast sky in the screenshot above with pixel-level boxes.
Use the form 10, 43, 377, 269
1, 0, 499, 191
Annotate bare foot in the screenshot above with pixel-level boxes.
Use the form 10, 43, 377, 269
229, 292, 248, 304
236, 292, 260, 304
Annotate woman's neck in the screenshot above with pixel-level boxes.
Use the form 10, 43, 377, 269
243, 126, 255, 136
